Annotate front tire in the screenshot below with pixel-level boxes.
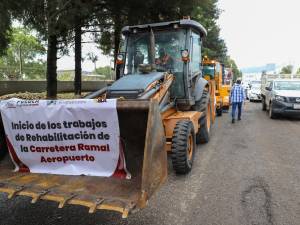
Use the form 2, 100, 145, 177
171, 120, 196, 174
262, 97, 267, 111
268, 102, 277, 119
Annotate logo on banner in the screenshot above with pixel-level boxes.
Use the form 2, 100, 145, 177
4, 100, 40, 108
5, 101, 17, 108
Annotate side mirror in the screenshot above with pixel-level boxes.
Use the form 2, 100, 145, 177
265, 87, 271, 91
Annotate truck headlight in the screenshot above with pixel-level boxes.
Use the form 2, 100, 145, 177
275, 95, 285, 102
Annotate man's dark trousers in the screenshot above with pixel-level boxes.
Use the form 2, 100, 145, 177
232, 102, 243, 119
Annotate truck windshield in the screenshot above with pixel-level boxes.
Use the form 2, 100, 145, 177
202, 65, 215, 77
122, 29, 186, 75
274, 81, 300, 90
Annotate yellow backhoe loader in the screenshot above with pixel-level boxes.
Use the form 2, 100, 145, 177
202, 56, 230, 116
0, 19, 215, 218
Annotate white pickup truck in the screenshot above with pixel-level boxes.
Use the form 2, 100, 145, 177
261, 75, 300, 118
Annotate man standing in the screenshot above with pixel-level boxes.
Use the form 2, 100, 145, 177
230, 79, 246, 123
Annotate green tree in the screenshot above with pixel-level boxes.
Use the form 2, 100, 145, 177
95, 0, 230, 70
18, 0, 106, 97
224, 57, 242, 81
280, 65, 293, 74
15, 0, 76, 97
0, 28, 46, 80
95, 66, 112, 80
0, 1, 12, 56
87, 52, 98, 71
192, 0, 227, 62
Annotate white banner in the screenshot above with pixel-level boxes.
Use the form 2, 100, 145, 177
0, 98, 128, 178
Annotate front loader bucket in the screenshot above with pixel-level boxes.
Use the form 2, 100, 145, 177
0, 100, 167, 218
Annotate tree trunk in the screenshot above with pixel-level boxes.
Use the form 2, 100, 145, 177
46, 34, 58, 99
114, 16, 121, 80
74, 19, 82, 96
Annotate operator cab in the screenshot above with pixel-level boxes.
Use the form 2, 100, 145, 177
112, 19, 207, 109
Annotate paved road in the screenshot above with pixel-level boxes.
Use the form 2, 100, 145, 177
1, 102, 300, 225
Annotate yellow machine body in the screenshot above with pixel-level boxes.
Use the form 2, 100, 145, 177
202, 57, 230, 112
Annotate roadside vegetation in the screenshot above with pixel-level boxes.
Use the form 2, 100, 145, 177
1, 0, 242, 97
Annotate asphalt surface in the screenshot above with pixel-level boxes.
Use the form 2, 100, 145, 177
1, 102, 300, 225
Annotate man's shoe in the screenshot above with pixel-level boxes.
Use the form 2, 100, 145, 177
238, 117, 241, 121
232, 118, 235, 123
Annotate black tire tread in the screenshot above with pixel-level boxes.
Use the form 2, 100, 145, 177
269, 102, 277, 119
171, 120, 195, 174
216, 108, 223, 116
192, 90, 209, 116
197, 114, 210, 144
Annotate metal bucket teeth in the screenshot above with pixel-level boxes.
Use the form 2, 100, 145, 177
31, 190, 50, 204
88, 198, 104, 213
58, 194, 77, 208
0, 171, 139, 218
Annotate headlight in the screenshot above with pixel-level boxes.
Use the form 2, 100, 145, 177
116, 54, 124, 65
275, 95, 285, 102
117, 54, 124, 61
181, 50, 189, 62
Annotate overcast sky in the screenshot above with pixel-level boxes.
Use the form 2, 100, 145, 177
218, 0, 300, 70
57, 41, 112, 72
58, 1, 300, 71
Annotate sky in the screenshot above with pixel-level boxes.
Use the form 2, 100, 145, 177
57, 34, 112, 72
58, 0, 300, 71
218, 0, 300, 70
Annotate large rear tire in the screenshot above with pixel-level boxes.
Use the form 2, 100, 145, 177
192, 90, 212, 144
192, 90, 209, 113
197, 101, 211, 144
171, 120, 196, 175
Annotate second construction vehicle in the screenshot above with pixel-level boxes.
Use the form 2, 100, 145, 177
202, 57, 230, 116
0, 19, 216, 218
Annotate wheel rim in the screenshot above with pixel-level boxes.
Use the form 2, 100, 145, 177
187, 134, 194, 160
206, 103, 211, 131
269, 103, 272, 117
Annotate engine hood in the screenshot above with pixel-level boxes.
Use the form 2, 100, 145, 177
274, 90, 300, 97
107, 72, 165, 99
250, 89, 261, 94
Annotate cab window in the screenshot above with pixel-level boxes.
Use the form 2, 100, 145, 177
190, 32, 201, 74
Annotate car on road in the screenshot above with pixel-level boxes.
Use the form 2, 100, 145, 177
242, 81, 250, 100
248, 80, 262, 102
262, 79, 300, 118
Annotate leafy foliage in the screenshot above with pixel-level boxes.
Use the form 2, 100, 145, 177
95, 66, 113, 79
280, 65, 293, 74
224, 57, 242, 81
192, 0, 227, 62
0, 1, 12, 56
0, 28, 46, 80
1, 0, 242, 94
